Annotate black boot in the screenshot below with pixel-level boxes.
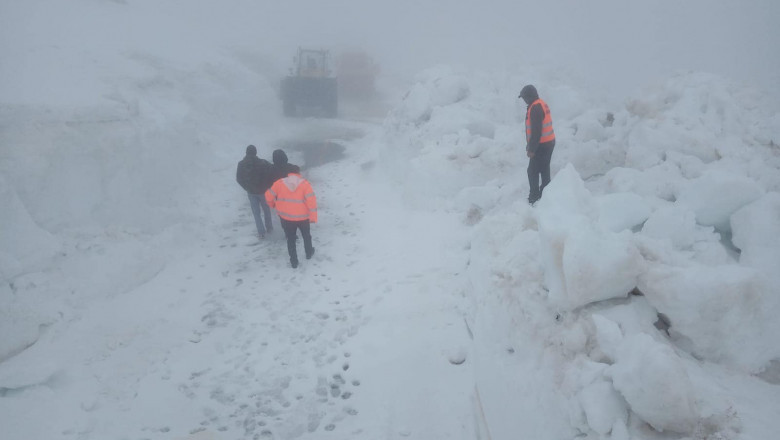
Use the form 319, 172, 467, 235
305, 247, 315, 260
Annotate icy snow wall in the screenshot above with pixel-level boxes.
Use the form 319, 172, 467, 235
380, 66, 780, 439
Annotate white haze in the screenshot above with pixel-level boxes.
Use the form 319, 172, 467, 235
2, 0, 779, 105
2, 1, 780, 440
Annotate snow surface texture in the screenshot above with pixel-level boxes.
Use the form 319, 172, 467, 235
3, 2, 780, 440
382, 65, 780, 439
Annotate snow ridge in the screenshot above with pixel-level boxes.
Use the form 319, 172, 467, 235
380, 66, 780, 439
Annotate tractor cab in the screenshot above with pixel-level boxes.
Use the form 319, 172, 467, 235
281, 48, 338, 118
295, 49, 331, 78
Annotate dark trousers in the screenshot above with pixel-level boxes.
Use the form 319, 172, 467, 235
247, 192, 273, 235
280, 218, 313, 264
527, 141, 555, 202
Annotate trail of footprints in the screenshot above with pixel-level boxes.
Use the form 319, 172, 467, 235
183, 351, 362, 439
176, 242, 363, 438
161, 167, 368, 438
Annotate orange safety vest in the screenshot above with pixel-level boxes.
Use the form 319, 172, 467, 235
526, 98, 555, 144
265, 173, 318, 223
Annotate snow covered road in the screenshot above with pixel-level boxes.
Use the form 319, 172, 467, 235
1, 121, 477, 440
3, 6, 780, 434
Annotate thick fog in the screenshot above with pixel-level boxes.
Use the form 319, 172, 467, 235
3, 1, 780, 439
2, 0, 778, 106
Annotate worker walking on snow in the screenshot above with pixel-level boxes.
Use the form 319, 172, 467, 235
519, 85, 556, 205
236, 144, 275, 238
265, 165, 317, 268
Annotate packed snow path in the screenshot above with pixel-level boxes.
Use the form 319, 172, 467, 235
180, 134, 475, 439
1, 121, 476, 440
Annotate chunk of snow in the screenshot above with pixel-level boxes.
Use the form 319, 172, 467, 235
560, 230, 642, 309
641, 204, 703, 249
731, 192, 780, 277
607, 333, 699, 434
591, 314, 624, 362
610, 419, 630, 440
578, 380, 628, 435
0, 176, 59, 278
596, 192, 651, 233
388, 66, 470, 126
639, 264, 778, 371
536, 165, 643, 309
677, 170, 764, 231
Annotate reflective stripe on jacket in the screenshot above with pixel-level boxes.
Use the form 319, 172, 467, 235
265, 173, 318, 223
526, 98, 555, 144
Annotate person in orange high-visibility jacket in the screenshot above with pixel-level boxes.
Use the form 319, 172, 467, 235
519, 84, 556, 205
265, 165, 317, 268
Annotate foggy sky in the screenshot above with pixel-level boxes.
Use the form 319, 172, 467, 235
2, 0, 779, 101
247, 0, 780, 95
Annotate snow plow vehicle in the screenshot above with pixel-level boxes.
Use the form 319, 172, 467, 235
336, 51, 379, 100
280, 48, 338, 118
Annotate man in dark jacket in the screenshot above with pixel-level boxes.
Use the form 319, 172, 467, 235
236, 145, 274, 238
271, 149, 299, 182
519, 84, 556, 205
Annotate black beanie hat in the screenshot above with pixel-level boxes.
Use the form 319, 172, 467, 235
272, 149, 288, 165
246, 145, 257, 156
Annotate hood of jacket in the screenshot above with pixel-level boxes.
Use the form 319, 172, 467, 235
273, 149, 288, 165
281, 173, 304, 192
519, 84, 539, 105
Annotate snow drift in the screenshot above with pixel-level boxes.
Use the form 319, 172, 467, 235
379, 65, 780, 438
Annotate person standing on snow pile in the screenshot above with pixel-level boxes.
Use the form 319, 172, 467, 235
236, 144, 275, 239
265, 165, 317, 268
519, 84, 556, 205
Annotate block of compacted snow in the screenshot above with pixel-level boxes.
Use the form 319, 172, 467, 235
591, 314, 624, 362
641, 204, 702, 249
0, 176, 58, 279
731, 192, 780, 276
578, 380, 628, 435
607, 333, 699, 434
676, 170, 763, 231
595, 192, 651, 233
536, 165, 643, 310
639, 263, 777, 371
561, 230, 643, 309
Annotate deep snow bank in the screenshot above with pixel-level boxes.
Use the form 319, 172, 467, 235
0, 0, 287, 368
0, 50, 279, 361
379, 66, 780, 439
0, 0, 289, 267
0, 1, 284, 281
